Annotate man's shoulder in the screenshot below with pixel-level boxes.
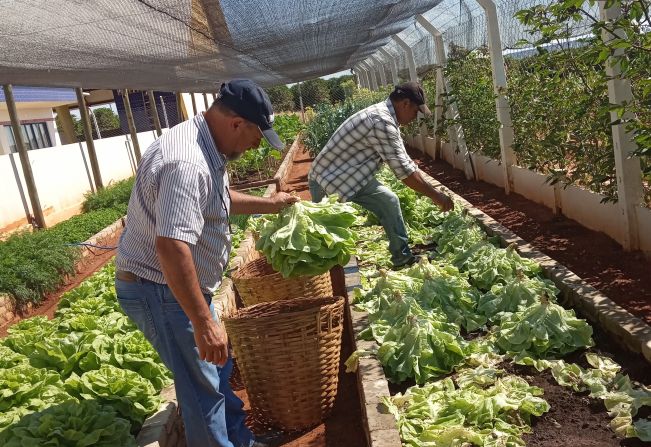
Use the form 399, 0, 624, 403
158, 120, 207, 167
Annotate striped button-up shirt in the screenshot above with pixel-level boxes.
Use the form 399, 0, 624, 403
309, 99, 417, 201
116, 114, 231, 293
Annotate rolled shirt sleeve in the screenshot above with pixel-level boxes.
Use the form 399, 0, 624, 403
155, 161, 209, 244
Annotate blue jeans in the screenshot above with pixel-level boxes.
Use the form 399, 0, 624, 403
309, 177, 413, 266
115, 276, 254, 447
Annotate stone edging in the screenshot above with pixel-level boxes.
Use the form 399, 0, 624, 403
0, 215, 126, 328
343, 258, 402, 447
420, 171, 651, 364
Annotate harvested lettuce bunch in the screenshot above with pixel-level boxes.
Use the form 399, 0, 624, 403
494, 296, 594, 358
385, 371, 550, 447
255, 196, 357, 278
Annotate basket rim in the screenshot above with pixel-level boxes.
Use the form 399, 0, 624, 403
224, 295, 344, 323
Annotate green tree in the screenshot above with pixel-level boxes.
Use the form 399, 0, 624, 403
292, 79, 330, 108
266, 85, 294, 111
326, 75, 355, 103
92, 107, 120, 131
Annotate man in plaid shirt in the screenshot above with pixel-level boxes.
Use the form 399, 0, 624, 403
308, 81, 453, 269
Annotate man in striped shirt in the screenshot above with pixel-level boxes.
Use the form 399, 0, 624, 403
115, 80, 298, 447
309, 81, 453, 269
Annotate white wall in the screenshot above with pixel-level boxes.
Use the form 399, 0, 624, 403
415, 133, 651, 256
0, 129, 161, 231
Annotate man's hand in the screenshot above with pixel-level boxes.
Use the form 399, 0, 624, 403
193, 319, 229, 366
271, 191, 300, 212
432, 190, 453, 212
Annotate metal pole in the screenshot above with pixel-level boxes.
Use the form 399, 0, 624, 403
203, 93, 209, 111
3, 84, 46, 229
147, 90, 163, 136
475, 0, 516, 193
159, 95, 170, 129
392, 35, 418, 82
355, 65, 368, 89
89, 107, 102, 139
379, 48, 399, 86
190, 93, 197, 116
297, 81, 305, 123
123, 89, 142, 163
76, 87, 104, 190
361, 61, 378, 90
371, 55, 387, 87
599, 0, 643, 250
415, 14, 473, 176
212, 93, 217, 101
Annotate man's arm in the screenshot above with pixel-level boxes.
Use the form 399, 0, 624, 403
156, 236, 228, 366
401, 170, 453, 212
229, 189, 299, 215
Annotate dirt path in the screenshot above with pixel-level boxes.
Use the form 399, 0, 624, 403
411, 150, 651, 325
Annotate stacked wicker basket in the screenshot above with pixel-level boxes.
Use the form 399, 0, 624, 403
225, 252, 345, 431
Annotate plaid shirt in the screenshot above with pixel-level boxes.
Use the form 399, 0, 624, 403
308, 99, 417, 201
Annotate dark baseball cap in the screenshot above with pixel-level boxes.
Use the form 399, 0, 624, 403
217, 79, 284, 149
393, 81, 431, 116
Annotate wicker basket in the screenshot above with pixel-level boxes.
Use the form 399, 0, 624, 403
224, 296, 345, 431
232, 256, 333, 307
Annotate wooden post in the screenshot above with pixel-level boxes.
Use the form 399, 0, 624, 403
203, 93, 209, 111
190, 93, 197, 116
123, 89, 142, 163
147, 90, 163, 136
175, 92, 184, 122
76, 87, 104, 190
599, 0, 643, 250
3, 84, 46, 228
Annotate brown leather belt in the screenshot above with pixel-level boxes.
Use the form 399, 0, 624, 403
116, 270, 140, 282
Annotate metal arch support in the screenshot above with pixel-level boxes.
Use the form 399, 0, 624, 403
370, 55, 387, 87
352, 68, 362, 88
415, 14, 474, 176
358, 65, 371, 90
361, 61, 379, 90
599, 0, 643, 250
378, 48, 399, 86
392, 35, 418, 82
475, 0, 516, 194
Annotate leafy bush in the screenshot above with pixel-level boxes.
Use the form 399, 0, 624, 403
0, 208, 124, 306
82, 177, 134, 214
228, 114, 303, 183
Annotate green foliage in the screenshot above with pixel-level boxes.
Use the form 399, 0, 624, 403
291, 78, 330, 108
0, 208, 123, 306
266, 85, 294, 112
255, 196, 357, 277
0, 400, 137, 447
0, 262, 169, 444
82, 177, 134, 213
302, 88, 388, 157
228, 114, 302, 183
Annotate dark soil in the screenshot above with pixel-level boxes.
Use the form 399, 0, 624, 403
410, 149, 651, 325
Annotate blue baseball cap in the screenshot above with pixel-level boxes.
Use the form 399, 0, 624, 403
217, 79, 284, 149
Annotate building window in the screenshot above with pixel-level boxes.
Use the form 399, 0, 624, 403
4, 122, 52, 153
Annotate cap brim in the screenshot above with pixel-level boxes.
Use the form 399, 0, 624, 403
261, 127, 284, 150
419, 104, 432, 116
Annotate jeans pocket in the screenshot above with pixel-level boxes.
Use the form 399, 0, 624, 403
115, 279, 157, 341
